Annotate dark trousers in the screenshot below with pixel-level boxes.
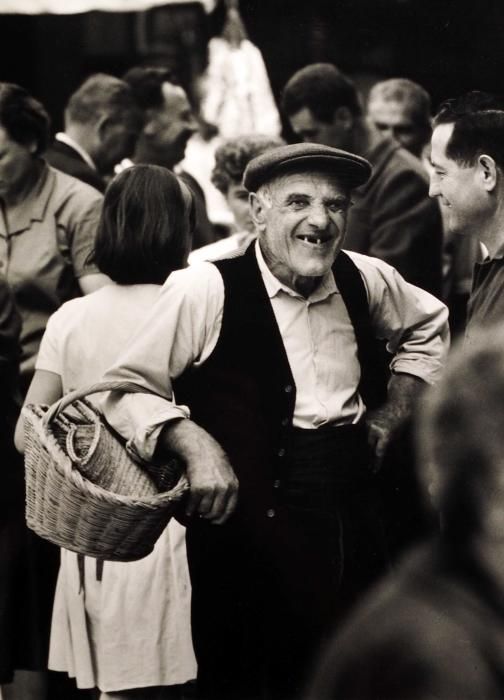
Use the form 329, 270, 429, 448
186, 424, 390, 700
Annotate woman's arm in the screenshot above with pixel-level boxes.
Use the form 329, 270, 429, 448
14, 369, 63, 453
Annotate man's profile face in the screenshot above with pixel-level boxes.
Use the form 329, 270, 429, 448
145, 83, 198, 167
429, 123, 484, 236
367, 98, 425, 156
255, 170, 350, 289
98, 108, 142, 174
289, 107, 349, 149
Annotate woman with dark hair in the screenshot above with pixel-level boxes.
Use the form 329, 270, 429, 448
0, 82, 108, 392
16, 165, 196, 700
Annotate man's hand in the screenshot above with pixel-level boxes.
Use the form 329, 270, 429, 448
157, 419, 239, 524
365, 373, 425, 472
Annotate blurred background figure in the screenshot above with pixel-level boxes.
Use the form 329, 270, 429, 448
282, 63, 443, 297
188, 133, 284, 263
367, 77, 479, 336
16, 165, 197, 700
0, 82, 108, 392
183, 0, 282, 233
46, 73, 143, 193
0, 81, 108, 700
306, 325, 504, 700
121, 65, 214, 251
0, 278, 28, 700
367, 78, 432, 159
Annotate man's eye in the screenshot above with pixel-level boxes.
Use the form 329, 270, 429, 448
327, 200, 352, 213
290, 199, 308, 209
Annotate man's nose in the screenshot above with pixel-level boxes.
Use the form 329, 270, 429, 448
308, 204, 330, 228
428, 175, 440, 198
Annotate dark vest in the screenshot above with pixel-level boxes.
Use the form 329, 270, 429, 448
174, 244, 389, 523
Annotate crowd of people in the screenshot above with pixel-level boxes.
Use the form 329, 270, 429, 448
1, 56, 504, 700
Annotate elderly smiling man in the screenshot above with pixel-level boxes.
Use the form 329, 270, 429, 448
103, 143, 449, 700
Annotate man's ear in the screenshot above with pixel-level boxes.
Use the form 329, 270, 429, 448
250, 192, 268, 231
96, 113, 112, 143
333, 106, 354, 132
478, 154, 498, 192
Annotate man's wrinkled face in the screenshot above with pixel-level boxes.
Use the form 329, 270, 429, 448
144, 84, 198, 167
289, 107, 350, 149
367, 98, 426, 156
429, 123, 486, 236
252, 170, 351, 290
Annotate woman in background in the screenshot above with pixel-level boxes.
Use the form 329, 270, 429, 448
16, 165, 197, 700
188, 133, 284, 264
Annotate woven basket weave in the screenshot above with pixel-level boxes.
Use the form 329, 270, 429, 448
23, 381, 188, 562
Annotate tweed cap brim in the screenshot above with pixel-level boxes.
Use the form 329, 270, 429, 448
243, 142, 372, 192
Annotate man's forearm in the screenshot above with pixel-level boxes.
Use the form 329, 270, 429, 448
157, 418, 239, 524
366, 372, 426, 468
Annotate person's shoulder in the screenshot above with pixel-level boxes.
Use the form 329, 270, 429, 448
382, 141, 430, 184
46, 146, 104, 193
163, 261, 224, 293
48, 166, 103, 210
342, 249, 398, 280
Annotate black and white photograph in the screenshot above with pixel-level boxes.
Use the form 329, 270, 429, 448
1, 1, 504, 698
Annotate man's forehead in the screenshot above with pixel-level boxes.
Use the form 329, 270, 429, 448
431, 122, 455, 160
267, 169, 350, 195
368, 98, 413, 125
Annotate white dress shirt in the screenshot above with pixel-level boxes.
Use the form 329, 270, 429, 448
103, 242, 449, 462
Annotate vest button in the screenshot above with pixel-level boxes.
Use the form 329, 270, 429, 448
281, 417, 289, 427
266, 508, 276, 518
277, 447, 286, 457
284, 384, 293, 393
273, 479, 281, 489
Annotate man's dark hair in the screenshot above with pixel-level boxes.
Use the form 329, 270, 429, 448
66, 73, 141, 128
0, 82, 50, 155
92, 164, 191, 284
122, 66, 175, 111
282, 63, 362, 123
433, 91, 504, 169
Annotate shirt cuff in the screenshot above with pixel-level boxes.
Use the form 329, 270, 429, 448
101, 392, 190, 463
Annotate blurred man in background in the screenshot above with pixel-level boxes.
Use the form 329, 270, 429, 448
122, 66, 214, 250
367, 78, 432, 158
46, 73, 142, 192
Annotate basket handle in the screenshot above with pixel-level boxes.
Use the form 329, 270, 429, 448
42, 380, 165, 427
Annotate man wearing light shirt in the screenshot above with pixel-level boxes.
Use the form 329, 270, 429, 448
103, 143, 449, 700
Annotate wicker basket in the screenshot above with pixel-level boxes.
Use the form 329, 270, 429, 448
23, 381, 189, 562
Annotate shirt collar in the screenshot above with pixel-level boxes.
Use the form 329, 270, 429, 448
56, 132, 96, 171
254, 239, 338, 302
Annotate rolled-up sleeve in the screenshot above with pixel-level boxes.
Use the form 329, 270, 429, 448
101, 263, 224, 462
350, 251, 450, 384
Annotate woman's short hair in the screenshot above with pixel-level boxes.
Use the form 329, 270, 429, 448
0, 82, 50, 156
92, 164, 192, 285
211, 134, 286, 195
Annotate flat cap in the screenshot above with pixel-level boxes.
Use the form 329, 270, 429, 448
243, 142, 372, 191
